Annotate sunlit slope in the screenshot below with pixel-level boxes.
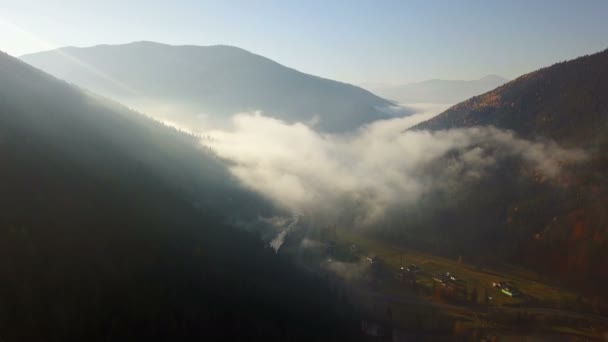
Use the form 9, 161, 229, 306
397, 49, 608, 293
413, 49, 608, 146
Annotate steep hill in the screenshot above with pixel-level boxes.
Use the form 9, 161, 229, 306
21, 41, 401, 133
397, 49, 608, 294
413, 50, 608, 146
0, 51, 353, 340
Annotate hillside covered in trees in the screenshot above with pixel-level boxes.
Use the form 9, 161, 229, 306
390, 49, 608, 294
414, 50, 608, 145
0, 51, 357, 341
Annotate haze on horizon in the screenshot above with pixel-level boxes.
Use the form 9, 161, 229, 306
1, 0, 608, 85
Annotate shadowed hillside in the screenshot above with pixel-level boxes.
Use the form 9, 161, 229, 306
0, 51, 357, 341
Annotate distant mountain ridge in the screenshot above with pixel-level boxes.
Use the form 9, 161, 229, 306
21, 41, 404, 133
368, 75, 508, 104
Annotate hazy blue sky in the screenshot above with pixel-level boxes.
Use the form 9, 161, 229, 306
1, 0, 607, 84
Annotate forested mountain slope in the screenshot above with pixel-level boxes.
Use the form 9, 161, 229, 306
394, 50, 608, 294
413, 50, 608, 146
0, 51, 354, 341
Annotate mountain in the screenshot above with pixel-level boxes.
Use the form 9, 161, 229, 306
0, 51, 354, 340
368, 75, 508, 104
401, 49, 608, 293
413, 51, 608, 145
20, 41, 403, 133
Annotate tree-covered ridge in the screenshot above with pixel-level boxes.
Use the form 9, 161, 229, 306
399, 48, 608, 295
413, 49, 608, 146
0, 51, 355, 341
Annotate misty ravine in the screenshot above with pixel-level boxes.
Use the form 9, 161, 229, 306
200, 112, 588, 231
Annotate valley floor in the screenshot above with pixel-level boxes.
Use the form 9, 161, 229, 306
286, 226, 608, 340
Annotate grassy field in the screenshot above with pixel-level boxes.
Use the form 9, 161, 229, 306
324, 228, 608, 339
292, 225, 608, 339
334, 227, 579, 307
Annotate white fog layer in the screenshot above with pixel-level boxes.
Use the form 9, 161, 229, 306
200, 107, 588, 227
